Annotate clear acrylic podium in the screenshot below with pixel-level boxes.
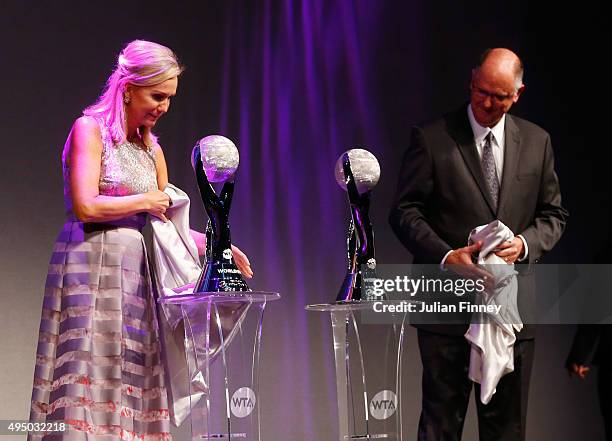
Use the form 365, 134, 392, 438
159, 292, 280, 440
306, 301, 410, 441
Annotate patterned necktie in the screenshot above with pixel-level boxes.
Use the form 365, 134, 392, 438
481, 131, 499, 211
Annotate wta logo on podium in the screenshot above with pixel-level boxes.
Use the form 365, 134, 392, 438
370, 390, 397, 420
231, 387, 257, 418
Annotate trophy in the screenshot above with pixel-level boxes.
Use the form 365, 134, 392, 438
192, 135, 250, 293
334, 149, 381, 302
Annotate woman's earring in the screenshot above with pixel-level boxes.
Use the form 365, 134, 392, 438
123, 95, 131, 104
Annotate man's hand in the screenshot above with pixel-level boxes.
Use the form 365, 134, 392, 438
444, 241, 494, 291
494, 237, 524, 263
567, 363, 590, 379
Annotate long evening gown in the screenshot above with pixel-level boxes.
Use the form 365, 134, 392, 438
28, 119, 172, 441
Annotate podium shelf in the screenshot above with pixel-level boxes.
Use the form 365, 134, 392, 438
158, 291, 280, 305
306, 299, 418, 312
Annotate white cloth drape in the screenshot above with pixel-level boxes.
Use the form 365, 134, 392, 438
464, 220, 523, 404
149, 183, 249, 426
149, 184, 203, 427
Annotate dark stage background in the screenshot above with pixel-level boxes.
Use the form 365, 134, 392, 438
0, 1, 607, 440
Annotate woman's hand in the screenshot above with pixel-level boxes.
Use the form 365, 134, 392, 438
189, 229, 253, 278
231, 244, 253, 278
144, 190, 171, 222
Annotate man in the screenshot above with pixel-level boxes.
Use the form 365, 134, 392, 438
565, 235, 612, 440
389, 48, 568, 441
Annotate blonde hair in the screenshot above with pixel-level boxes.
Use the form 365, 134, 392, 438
84, 40, 183, 146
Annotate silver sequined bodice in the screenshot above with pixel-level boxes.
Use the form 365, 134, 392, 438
63, 118, 158, 216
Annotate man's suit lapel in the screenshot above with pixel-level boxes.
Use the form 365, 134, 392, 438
447, 107, 497, 214
497, 115, 521, 218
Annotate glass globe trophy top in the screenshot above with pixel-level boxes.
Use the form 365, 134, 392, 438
196, 135, 240, 183
334, 148, 381, 194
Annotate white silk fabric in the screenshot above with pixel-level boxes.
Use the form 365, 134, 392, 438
464, 220, 523, 404
150, 183, 203, 427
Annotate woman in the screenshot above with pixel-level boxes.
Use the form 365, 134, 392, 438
29, 40, 252, 441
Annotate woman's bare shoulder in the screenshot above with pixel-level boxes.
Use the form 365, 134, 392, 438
150, 141, 167, 162
72, 115, 101, 138
64, 116, 104, 165
150, 140, 164, 153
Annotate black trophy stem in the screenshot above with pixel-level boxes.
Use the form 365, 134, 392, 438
194, 164, 234, 261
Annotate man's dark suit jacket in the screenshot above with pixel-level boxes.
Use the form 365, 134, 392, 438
389, 105, 568, 339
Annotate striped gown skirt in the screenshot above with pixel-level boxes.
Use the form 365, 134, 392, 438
29, 219, 171, 441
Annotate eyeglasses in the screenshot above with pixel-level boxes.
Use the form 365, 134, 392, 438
471, 83, 515, 103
